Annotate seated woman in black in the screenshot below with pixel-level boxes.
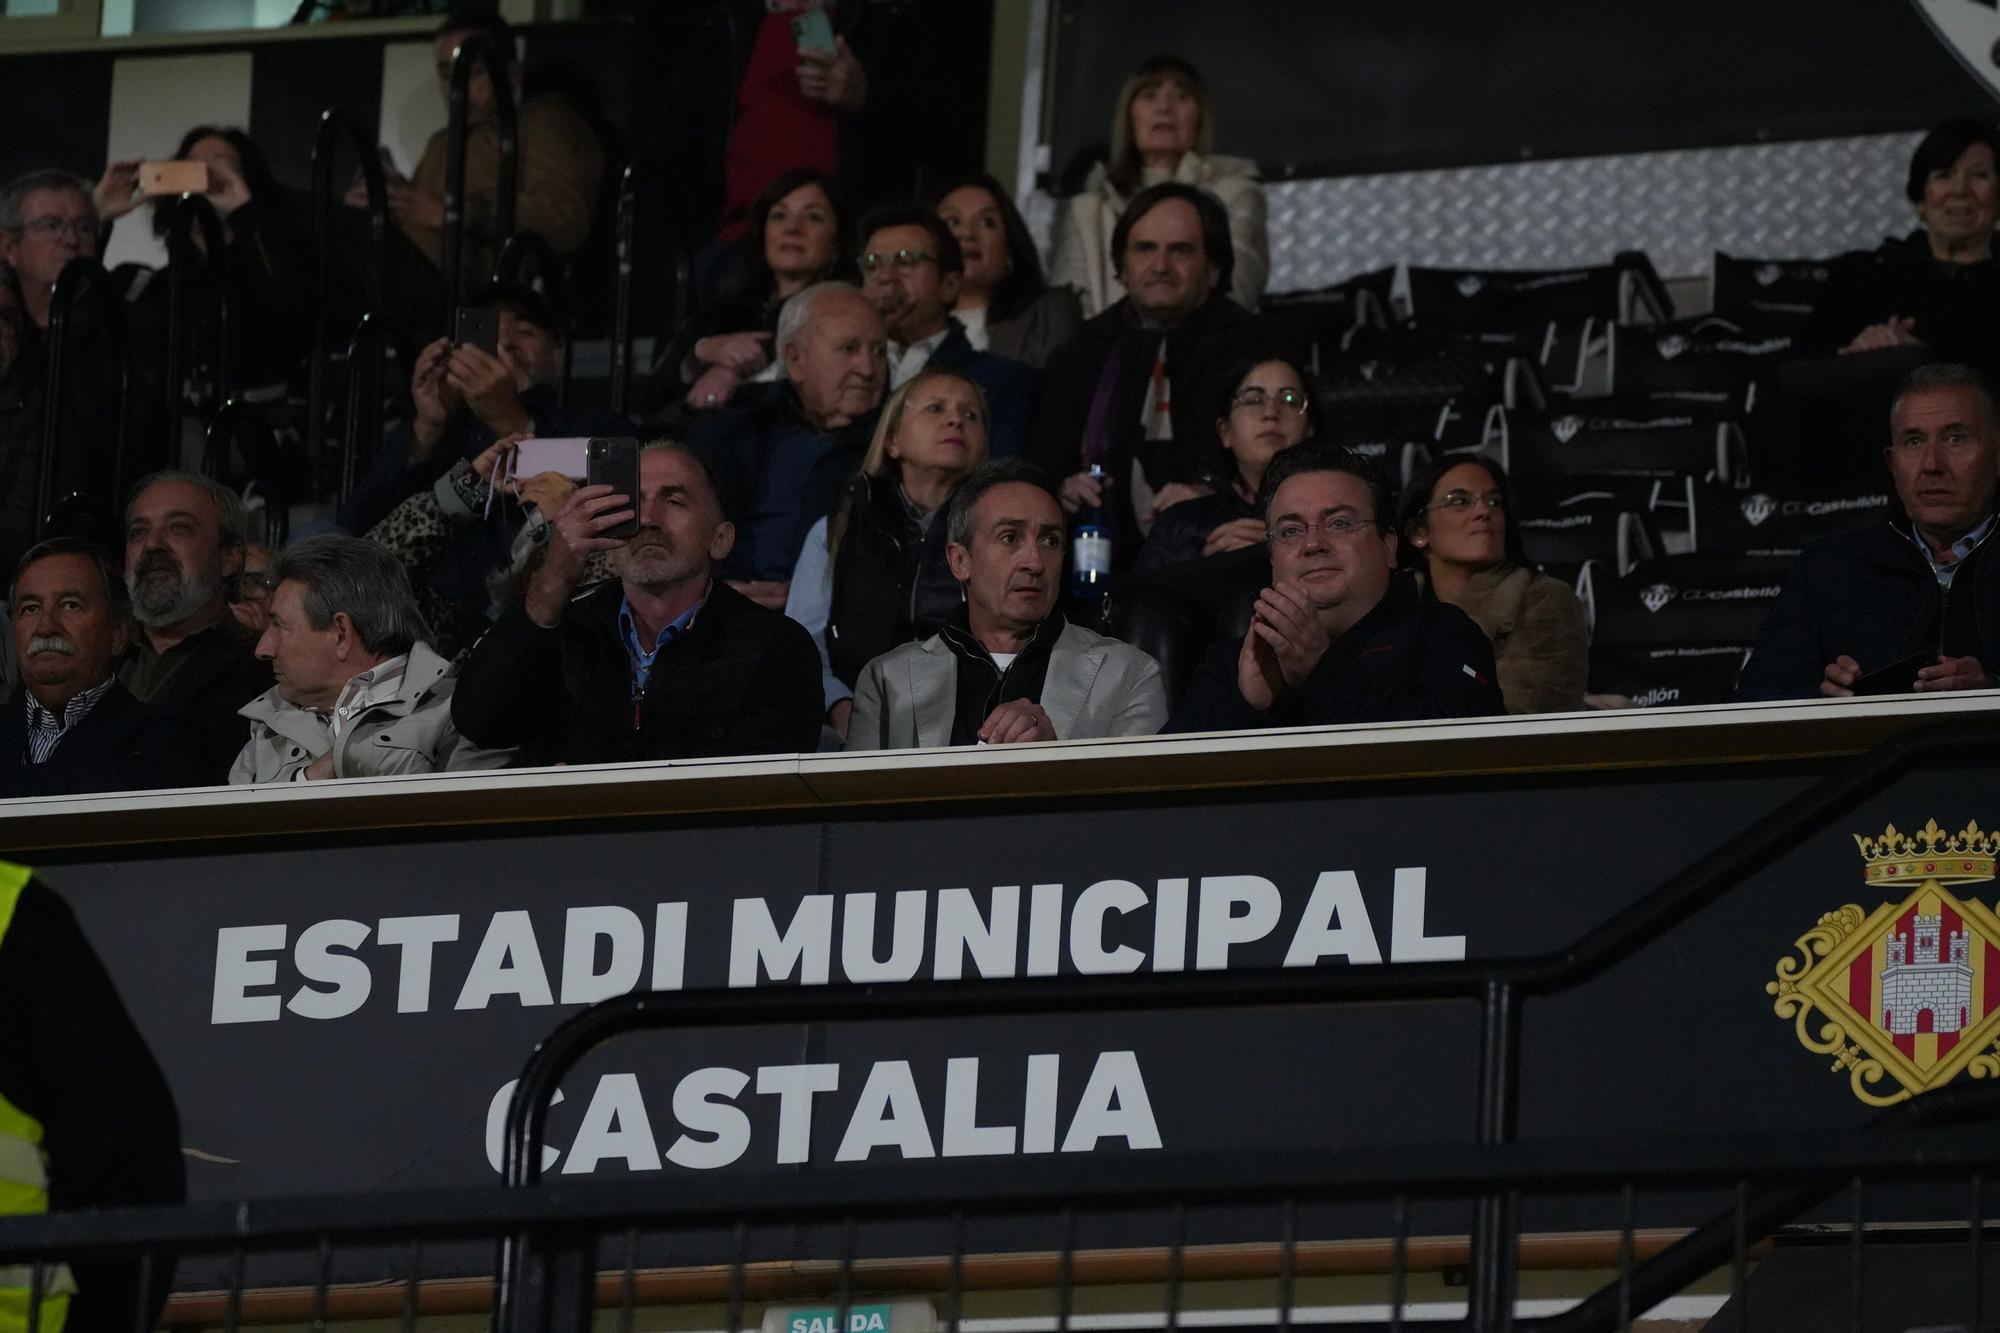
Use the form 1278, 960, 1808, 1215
1837, 117, 2000, 370
931, 172, 1083, 369
1137, 348, 1316, 571
650, 167, 849, 415
784, 367, 990, 741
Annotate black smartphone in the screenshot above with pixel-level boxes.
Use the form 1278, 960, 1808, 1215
453, 305, 499, 357
1852, 651, 1930, 696
586, 437, 641, 540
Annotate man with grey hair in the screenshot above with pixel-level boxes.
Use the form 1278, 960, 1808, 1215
846, 459, 1168, 749
117, 469, 272, 782
689, 280, 887, 610
453, 440, 821, 764
1740, 361, 2000, 699
231, 535, 510, 782
0, 169, 100, 333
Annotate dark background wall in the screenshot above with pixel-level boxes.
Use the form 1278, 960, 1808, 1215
1049, 1, 2000, 186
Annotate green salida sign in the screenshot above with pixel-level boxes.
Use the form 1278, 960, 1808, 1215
786, 1305, 894, 1333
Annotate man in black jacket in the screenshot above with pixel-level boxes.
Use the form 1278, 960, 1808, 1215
1169, 442, 1503, 732
1031, 182, 1261, 567
0, 537, 205, 796
1739, 362, 2000, 700
452, 441, 822, 765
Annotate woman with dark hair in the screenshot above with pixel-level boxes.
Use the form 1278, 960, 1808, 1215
1395, 455, 1588, 715
129, 124, 312, 396
1137, 348, 1315, 571
1838, 117, 2000, 368
651, 167, 849, 413
1048, 54, 1266, 316
932, 172, 1081, 368
784, 366, 990, 740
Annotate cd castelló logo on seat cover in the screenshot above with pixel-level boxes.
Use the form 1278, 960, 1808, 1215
1768, 819, 2000, 1105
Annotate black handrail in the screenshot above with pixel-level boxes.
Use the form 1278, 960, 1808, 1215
607, 162, 639, 418
203, 398, 288, 548
162, 191, 231, 448
441, 31, 518, 331
307, 108, 386, 504
37, 256, 130, 537
499, 717, 2000, 1329
493, 228, 571, 403
338, 312, 386, 510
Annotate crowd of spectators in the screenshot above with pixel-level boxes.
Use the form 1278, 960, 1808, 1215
1, 12, 1998, 799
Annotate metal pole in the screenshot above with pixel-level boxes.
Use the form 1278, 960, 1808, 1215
1468, 979, 1521, 1330
608, 162, 637, 419
163, 192, 230, 454
442, 32, 519, 334
308, 109, 386, 502
339, 312, 382, 510
36, 257, 128, 537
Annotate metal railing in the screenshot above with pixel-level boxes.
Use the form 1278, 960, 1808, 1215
203, 398, 289, 547
494, 228, 572, 403
606, 157, 692, 420
36, 256, 130, 537
161, 191, 231, 447
337, 311, 387, 510
440, 30, 518, 331
307, 108, 386, 502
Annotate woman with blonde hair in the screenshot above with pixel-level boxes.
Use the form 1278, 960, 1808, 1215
785, 367, 991, 738
1049, 54, 1267, 315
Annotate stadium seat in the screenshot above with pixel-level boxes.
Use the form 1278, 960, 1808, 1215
1709, 251, 1850, 352
1585, 552, 1792, 706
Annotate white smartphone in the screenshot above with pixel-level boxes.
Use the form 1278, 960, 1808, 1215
510, 436, 592, 481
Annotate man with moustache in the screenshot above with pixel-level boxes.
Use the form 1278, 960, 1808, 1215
1168, 442, 1503, 732
116, 471, 272, 783
690, 281, 888, 610
855, 202, 1037, 455
845, 459, 1167, 749
0, 537, 204, 795
452, 440, 822, 764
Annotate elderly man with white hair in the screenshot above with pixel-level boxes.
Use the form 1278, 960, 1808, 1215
689, 280, 888, 610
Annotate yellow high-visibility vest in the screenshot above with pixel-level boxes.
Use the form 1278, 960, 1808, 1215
0, 864, 74, 1333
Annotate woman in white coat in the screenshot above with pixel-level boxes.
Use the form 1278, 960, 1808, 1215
1049, 54, 1268, 316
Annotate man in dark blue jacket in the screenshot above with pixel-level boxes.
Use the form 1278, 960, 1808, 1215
1, 537, 205, 795
1738, 362, 2000, 700
1169, 442, 1502, 731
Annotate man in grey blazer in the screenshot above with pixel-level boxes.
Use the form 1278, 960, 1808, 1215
845, 461, 1168, 750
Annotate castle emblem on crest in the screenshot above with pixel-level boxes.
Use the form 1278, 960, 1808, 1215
1767, 819, 2000, 1105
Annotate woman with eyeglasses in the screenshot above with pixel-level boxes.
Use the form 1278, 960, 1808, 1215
1395, 455, 1588, 715
1138, 350, 1314, 571
931, 173, 1082, 369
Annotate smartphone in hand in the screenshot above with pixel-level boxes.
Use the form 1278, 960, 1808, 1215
453, 306, 500, 357
792, 7, 836, 56
139, 160, 209, 197
1852, 651, 1930, 696
586, 438, 642, 540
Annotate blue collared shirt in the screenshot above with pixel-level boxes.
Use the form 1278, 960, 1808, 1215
1915, 512, 1998, 588
619, 593, 705, 693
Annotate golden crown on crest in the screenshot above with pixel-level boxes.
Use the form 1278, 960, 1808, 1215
1853, 819, 1998, 886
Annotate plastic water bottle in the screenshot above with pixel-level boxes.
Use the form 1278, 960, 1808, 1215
1070, 464, 1112, 601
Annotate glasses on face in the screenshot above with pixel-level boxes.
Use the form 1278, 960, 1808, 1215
858, 249, 936, 275
1271, 513, 1379, 545
18, 215, 99, 242
1428, 489, 1508, 513
1230, 387, 1310, 416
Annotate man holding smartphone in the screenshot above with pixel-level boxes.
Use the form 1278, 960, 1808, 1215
1739, 362, 2000, 700
452, 441, 822, 765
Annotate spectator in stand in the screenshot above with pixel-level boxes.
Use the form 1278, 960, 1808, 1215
1049, 55, 1267, 316
0, 280, 37, 581
1138, 349, 1315, 571
1738, 362, 2000, 701
691, 280, 887, 609
1396, 456, 1589, 715
118, 126, 312, 402
1836, 119, 2000, 371
117, 471, 271, 783
652, 168, 850, 416
856, 202, 1036, 455
453, 441, 822, 764
1168, 442, 1503, 732
846, 460, 1167, 749
231, 535, 510, 783
229, 543, 274, 636
787, 367, 990, 741
1032, 182, 1260, 571
348, 282, 607, 533
932, 172, 1083, 368
1, 168, 110, 336
0, 537, 205, 796
343, 8, 605, 339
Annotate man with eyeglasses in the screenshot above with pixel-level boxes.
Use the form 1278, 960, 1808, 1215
1167, 441, 1502, 733
0, 170, 105, 335
855, 203, 1037, 456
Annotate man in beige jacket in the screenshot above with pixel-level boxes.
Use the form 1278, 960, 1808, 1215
229, 535, 511, 783
845, 460, 1168, 751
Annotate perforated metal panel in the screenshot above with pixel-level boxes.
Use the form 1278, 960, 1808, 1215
1032, 132, 1926, 294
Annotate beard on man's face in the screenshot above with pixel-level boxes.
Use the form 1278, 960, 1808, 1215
128, 546, 224, 628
